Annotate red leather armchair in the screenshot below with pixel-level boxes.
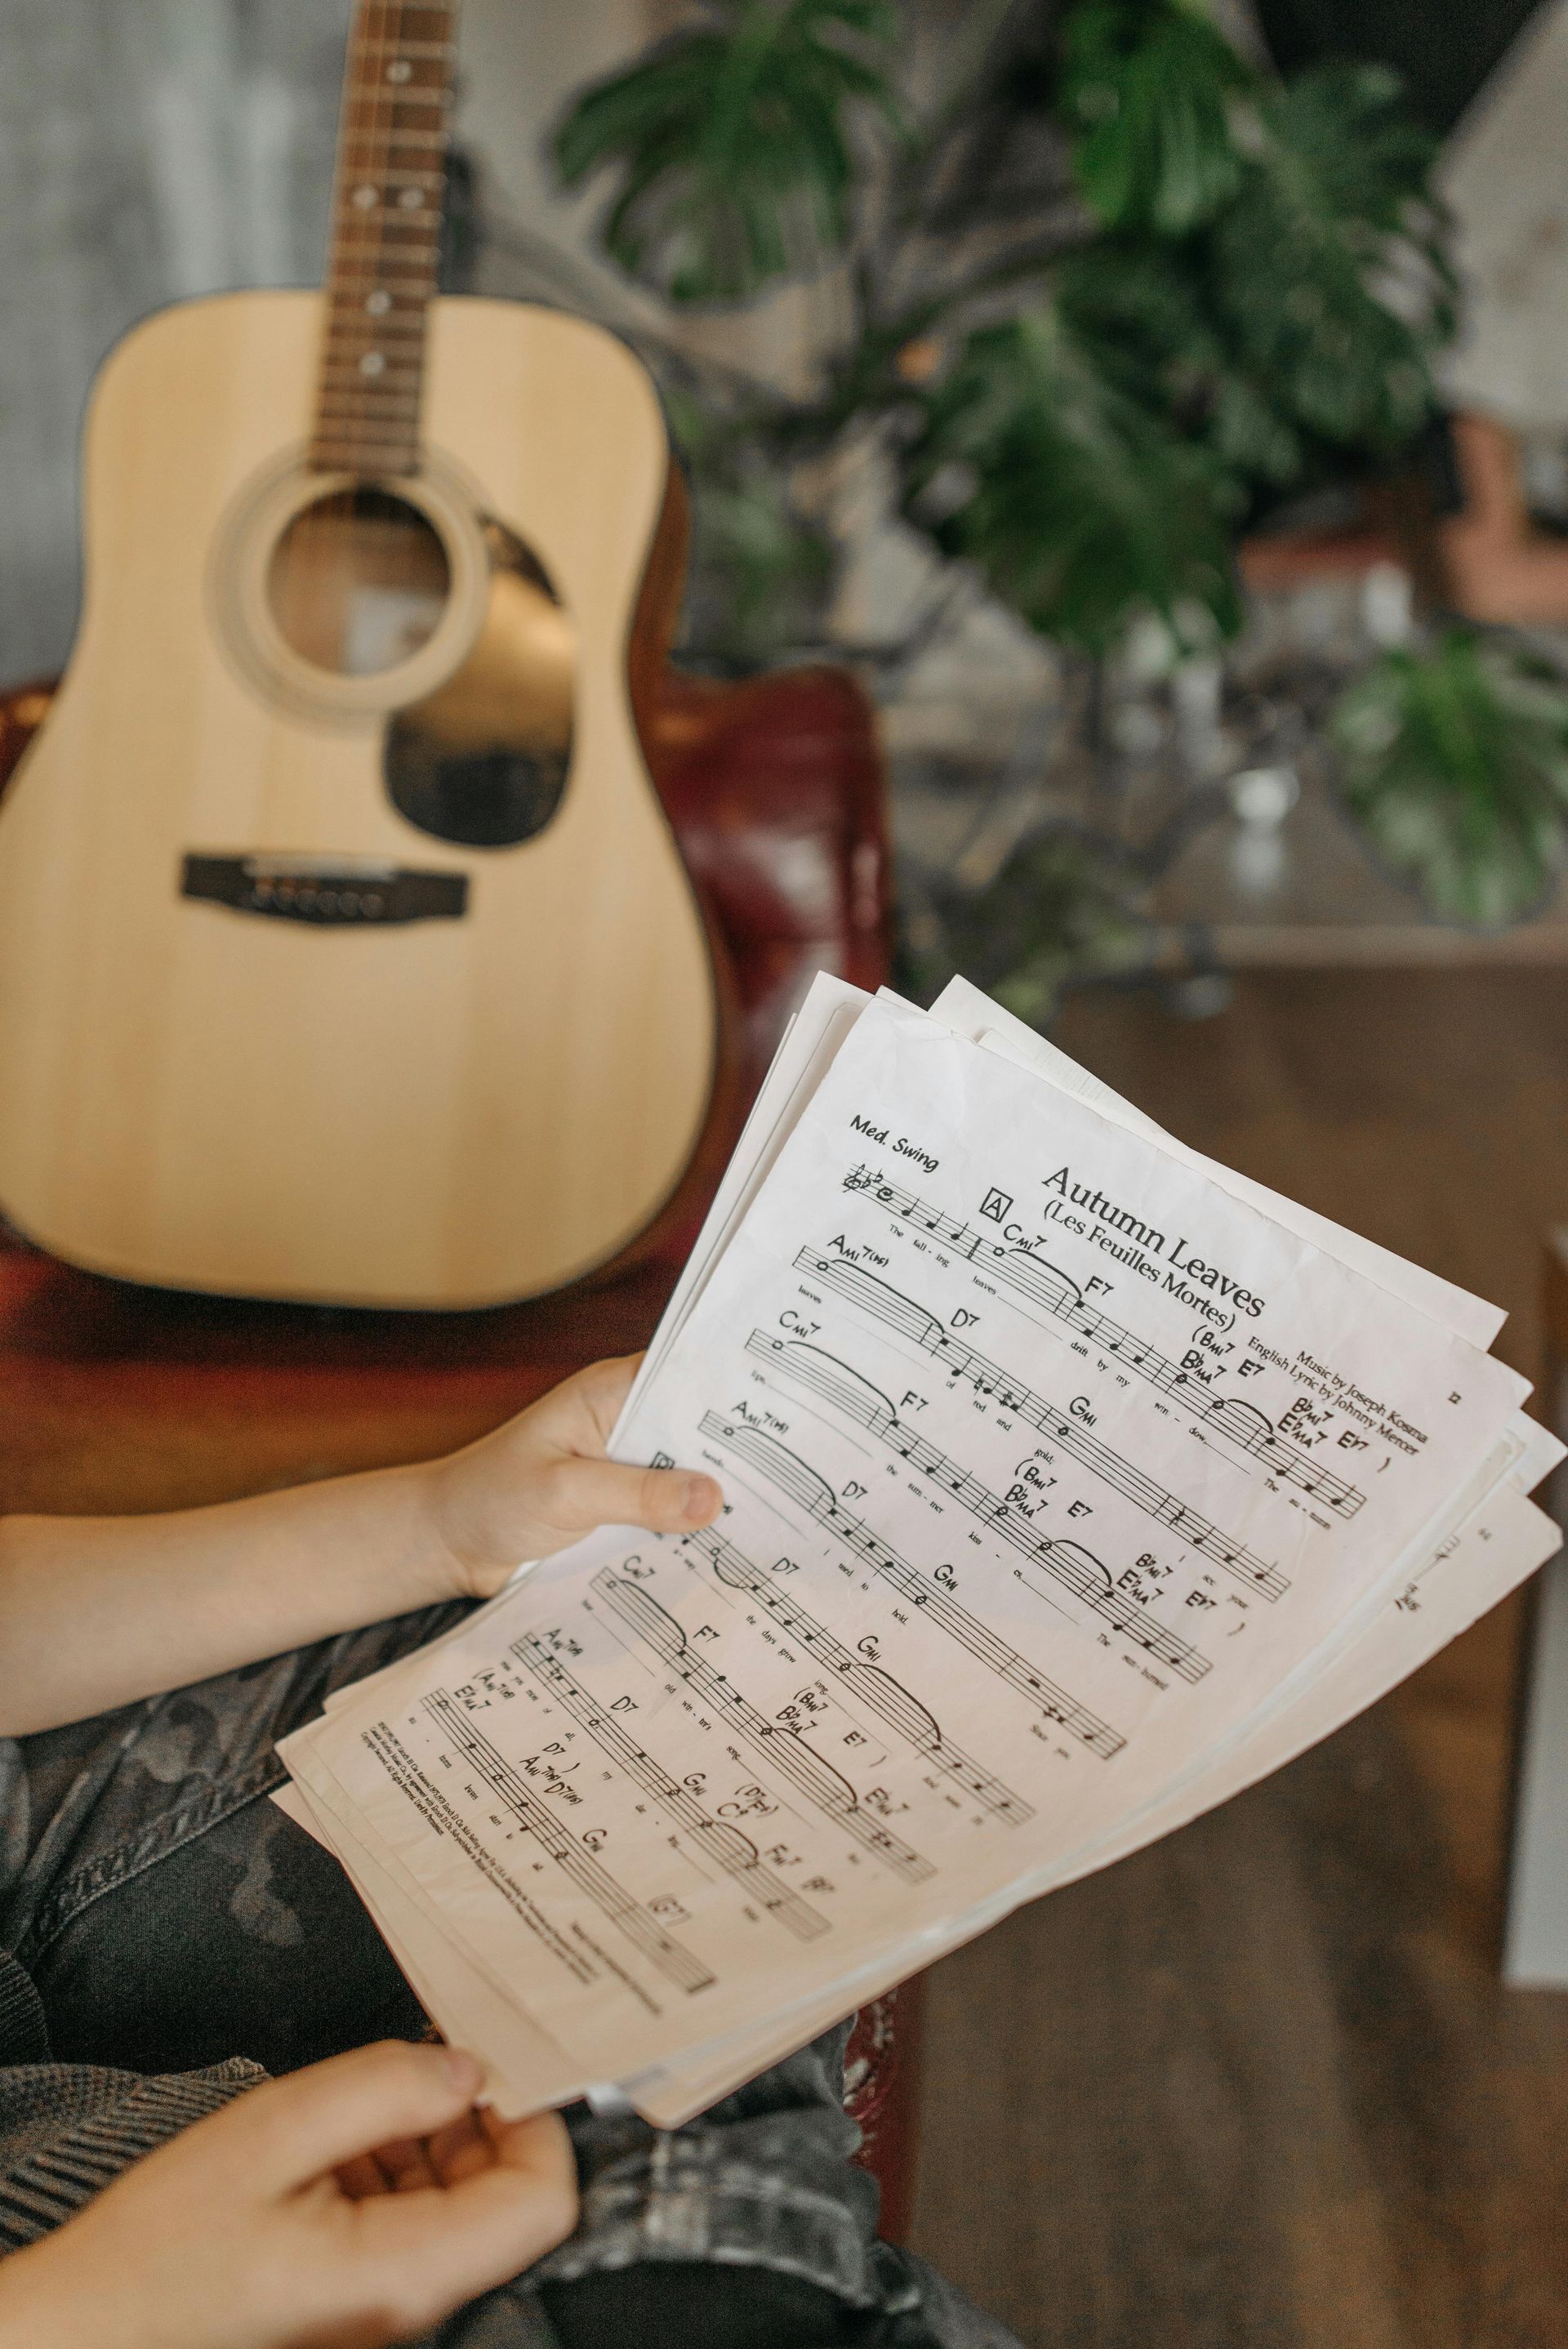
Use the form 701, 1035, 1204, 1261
0, 657, 920, 2233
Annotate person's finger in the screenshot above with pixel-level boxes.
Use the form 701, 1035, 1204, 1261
351, 2111, 578, 2328
203, 2041, 485, 2192
334, 2151, 391, 2201
376, 2134, 442, 2193
428, 2108, 493, 2187
538, 1455, 720, 1538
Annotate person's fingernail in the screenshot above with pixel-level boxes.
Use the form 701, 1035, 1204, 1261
443, 2048, 483, 2096
682, 1474, 719, 1522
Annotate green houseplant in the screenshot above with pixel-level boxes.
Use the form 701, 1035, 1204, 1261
546, 0, 1566, 988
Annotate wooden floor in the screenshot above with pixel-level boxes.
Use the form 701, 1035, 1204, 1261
908, 969, 1568, 2349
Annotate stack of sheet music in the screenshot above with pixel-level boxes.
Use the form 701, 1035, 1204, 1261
275, 978, 1564, 2125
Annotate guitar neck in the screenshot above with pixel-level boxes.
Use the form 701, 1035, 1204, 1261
310, 0, 462, 478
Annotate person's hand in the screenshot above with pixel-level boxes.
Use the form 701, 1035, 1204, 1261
0, 2040, 578, 2349
424, 1353, 722, 1598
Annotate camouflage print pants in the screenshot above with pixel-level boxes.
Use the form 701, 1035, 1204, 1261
0, 1605, 1020, 2349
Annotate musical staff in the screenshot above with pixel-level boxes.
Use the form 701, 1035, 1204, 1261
842, 1166, 1365, 1519
719, 1356, 1212, 1688
593, 1571, 937, 1883
698, 1411, 1141, 1732
513, 1635, 830, 1941
684, 1520, 1036, 1819
786, 1249, 1288, 1600
423, 1688, 715, 1995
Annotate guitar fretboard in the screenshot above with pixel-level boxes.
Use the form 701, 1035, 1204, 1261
310, 0, 461, 476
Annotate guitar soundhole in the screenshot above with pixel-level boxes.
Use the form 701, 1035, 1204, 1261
267, 487, 451, 677
385, 519, 577, 849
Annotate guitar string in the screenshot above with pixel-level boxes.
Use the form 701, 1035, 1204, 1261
310, 0, 433, 659
309, 1, 402, 611
349, 1, 454, 640
301, 0, 383, 638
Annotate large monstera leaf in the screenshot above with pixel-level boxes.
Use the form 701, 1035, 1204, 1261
1055, 239, 1303, 489
1213, 64, 1450, 451
1333, 633, 1568, 929
555, 0, 898, 304
1060, 0, 1250, 236
902, 305, 1241, 653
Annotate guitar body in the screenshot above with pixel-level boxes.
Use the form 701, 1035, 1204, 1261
0, 291, 719, 1308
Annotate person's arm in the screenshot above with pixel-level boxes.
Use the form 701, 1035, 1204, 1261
0, 2041, 579, 2349
0, 1354, 719, 1736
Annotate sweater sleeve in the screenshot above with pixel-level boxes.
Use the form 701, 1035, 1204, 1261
0, 1949, 263, 2253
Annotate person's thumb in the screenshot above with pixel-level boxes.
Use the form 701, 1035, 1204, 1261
540, 1455, 721, 1539
205, 2042, 486, 2195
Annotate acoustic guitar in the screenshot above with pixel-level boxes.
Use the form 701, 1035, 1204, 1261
0, 0, 719, 1308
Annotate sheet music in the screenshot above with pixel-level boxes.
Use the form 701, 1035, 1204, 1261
281, 990, 1553, 2111
280, 1418, 1558, 2126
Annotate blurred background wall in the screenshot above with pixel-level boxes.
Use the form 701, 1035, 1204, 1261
0, 0, 649, 679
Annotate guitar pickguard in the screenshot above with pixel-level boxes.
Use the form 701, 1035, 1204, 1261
385, 516, 575, 849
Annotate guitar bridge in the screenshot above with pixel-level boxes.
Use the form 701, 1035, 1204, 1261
181, 854, 468, 925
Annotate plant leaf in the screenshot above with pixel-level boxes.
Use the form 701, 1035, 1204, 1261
900, 302, 1242, 653
1061, 0, 1251, 236
1209, 63, 1450, 450
1332, 631, 1568, 927
555, 0, 900, 304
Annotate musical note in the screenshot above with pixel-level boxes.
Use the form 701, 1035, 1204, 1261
422, 1690, 716, 1994
593, 1570, 938, 1883
840, 1170, 1366, 1519
698, 1410, 1156, 1718
729, 1359, 1214, 1683
513, 1634, 831, 1941
781, 1255, 1290, 1602
685, 1521, 1037, 1821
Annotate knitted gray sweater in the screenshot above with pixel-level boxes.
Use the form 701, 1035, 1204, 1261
0, 1947, 259, 2249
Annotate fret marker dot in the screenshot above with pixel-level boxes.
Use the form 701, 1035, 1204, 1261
398, 188, 424, 209
352, 185, 377, 209
359, 351, 385, 377
387, 59, 412, 82
365, 289, 392, 315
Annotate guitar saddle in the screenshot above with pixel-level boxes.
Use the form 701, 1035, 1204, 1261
181, 854, 468, 925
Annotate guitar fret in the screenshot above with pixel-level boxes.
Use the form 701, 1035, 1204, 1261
317, 375, 422, 396
325, 319, 427, 341
321, 350, 425, 368
318, 378, 423, 400
318, 370, 422, 390
311, 433, 420, 456
318, 386, 422, 408
311, 450, 419, 467
337, 171, 447, 189
317, 410, 422, 428
326, 274, 431, 292
327, 248, 437, 269
316, 368, 427, 391
320, 352, 424, 368
326, 276, 434, 296
342, 91, 450, 110
341, 95, 449, 114
332, 225, 440, 244
341, 131, 447, 149
315, 430, 421, 449
317, 394, 421, 410
332, 210, 442, 228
